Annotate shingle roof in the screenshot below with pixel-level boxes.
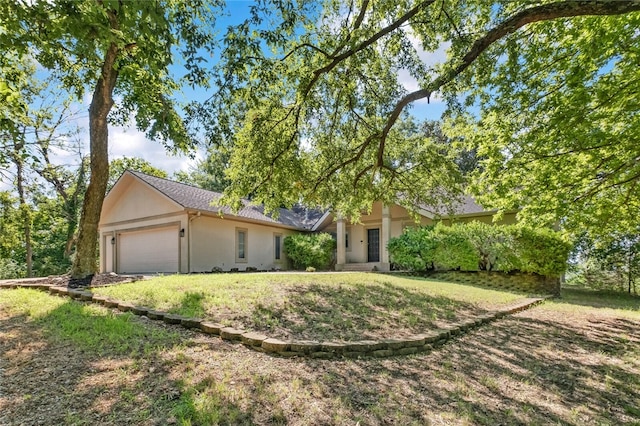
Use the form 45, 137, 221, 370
414, 194, 493, 217
449, 195, 492, 216
128, 170, 325, 230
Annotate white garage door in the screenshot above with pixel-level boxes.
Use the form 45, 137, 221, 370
118, 226, 179, 274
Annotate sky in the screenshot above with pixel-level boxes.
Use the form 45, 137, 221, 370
1, 0, 449, 191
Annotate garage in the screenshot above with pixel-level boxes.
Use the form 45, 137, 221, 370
117, 226, 179, 274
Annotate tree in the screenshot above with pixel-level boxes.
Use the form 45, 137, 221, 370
173, 147, 231, 192
455, 6, 640, 237
1, 0, 221, 278
108, 157, 167, 191
196, 0, 640, 229
570, 231, 640, 294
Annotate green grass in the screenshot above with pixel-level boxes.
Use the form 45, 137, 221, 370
548, 287, 640, 319
92, 272, 525, 340
2, 282, 639, 425
0, 288, 181, 355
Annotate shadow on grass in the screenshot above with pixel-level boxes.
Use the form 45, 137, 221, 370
558, 287, 640, 312
0, 295, 207, 424
247, 281, 484, 341
307, 308, 640, 425
3, 288, 639, 425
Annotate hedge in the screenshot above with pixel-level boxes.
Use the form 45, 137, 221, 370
284, 232, 336, 270
388, 222, 571, 277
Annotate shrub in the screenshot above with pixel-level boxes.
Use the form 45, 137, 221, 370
284, 233, 336, 270
432, 224, 479, 271
0, 258, 25, 279
388, 222, 571, 277
387, 226, 435, 271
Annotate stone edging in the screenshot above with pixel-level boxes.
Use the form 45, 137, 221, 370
1, 282, 549, 360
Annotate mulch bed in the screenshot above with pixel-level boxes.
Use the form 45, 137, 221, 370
8, 273, 144, 288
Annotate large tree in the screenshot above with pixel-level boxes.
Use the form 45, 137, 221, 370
2, 0, 220, 278
197, 0, 640, 230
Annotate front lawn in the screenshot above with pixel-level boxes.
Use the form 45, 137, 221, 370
1, 284, 638, 425
92, 272, 525, 341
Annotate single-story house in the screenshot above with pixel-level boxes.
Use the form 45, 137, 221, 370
99, 171, 516, 274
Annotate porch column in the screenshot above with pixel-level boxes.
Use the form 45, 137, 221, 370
336, 216, 346, 271
381, 205, 391, 271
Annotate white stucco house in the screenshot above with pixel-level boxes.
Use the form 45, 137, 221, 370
99, 171, 516, 274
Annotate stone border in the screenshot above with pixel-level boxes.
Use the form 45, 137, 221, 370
1, 281, 549, 359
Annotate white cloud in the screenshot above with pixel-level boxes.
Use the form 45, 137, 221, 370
109, 126, 201, 175
396, 29, 451, 105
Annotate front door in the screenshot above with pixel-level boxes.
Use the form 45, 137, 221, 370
367, 228, 380, 262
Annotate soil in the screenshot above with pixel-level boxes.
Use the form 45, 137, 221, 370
9, 273, 145, 288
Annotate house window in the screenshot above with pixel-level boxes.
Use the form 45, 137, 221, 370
236, 228, 248, 262
345, 232, 349, 249
274, 234, 282, 261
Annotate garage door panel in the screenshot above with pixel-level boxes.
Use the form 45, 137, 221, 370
118, 226, 179, 273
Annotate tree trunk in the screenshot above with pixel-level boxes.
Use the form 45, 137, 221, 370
70, 43, 119, 279
14, 140, 33, 277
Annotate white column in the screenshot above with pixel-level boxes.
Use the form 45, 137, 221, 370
381, 205, 391, 271
336, 216, 346, 270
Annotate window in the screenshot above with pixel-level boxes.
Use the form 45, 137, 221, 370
345, 232, 349, 249
236, 228, 248, 262
274, 234, 282, 261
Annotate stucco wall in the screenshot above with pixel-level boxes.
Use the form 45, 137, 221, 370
101, 178, 180, 224
189, 216, 297, 272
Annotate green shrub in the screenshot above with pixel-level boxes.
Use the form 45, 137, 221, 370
510, 226, 572, 276
284, 233, 336, 270
0, 258, 25, 279
387, 226, 436, 271
388, 222, 570, 277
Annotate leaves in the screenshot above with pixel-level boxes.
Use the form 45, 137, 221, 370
197, 0, 640, 233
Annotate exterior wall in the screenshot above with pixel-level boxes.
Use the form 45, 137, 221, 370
189, 215, 297, 272
99, 213, 189, 274
101, 178, 180, 224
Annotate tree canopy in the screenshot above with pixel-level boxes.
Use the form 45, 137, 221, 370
108, 157, 168, 191
1, 0, 221, 277
194, 0, 640, 233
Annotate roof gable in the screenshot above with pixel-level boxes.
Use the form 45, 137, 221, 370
101, 173, 183, 224
123, 171, 325, 230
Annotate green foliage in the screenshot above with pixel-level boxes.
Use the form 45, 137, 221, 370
389, 222, 571, 277
172, 147, 231, 192
108, 157, 167, 191
450, 11, 640, 238
567, 232, 639, 294
194, 0, 639, 235
283, 233, 336, 270
0, 258, 25, 280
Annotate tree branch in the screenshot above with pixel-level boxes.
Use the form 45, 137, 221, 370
376, 0, 640, 161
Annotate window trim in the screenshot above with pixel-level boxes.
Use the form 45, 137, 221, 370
345, 227, 351, 252
236, 227, 248, 263
274, 233, 283, 262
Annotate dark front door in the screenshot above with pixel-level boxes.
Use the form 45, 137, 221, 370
367, 228, 380, 262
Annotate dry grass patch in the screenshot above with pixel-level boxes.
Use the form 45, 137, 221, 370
92, 272, 525, 341
1, 287, 639, 425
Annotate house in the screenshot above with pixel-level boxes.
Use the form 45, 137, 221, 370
99, 171, 516, 274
